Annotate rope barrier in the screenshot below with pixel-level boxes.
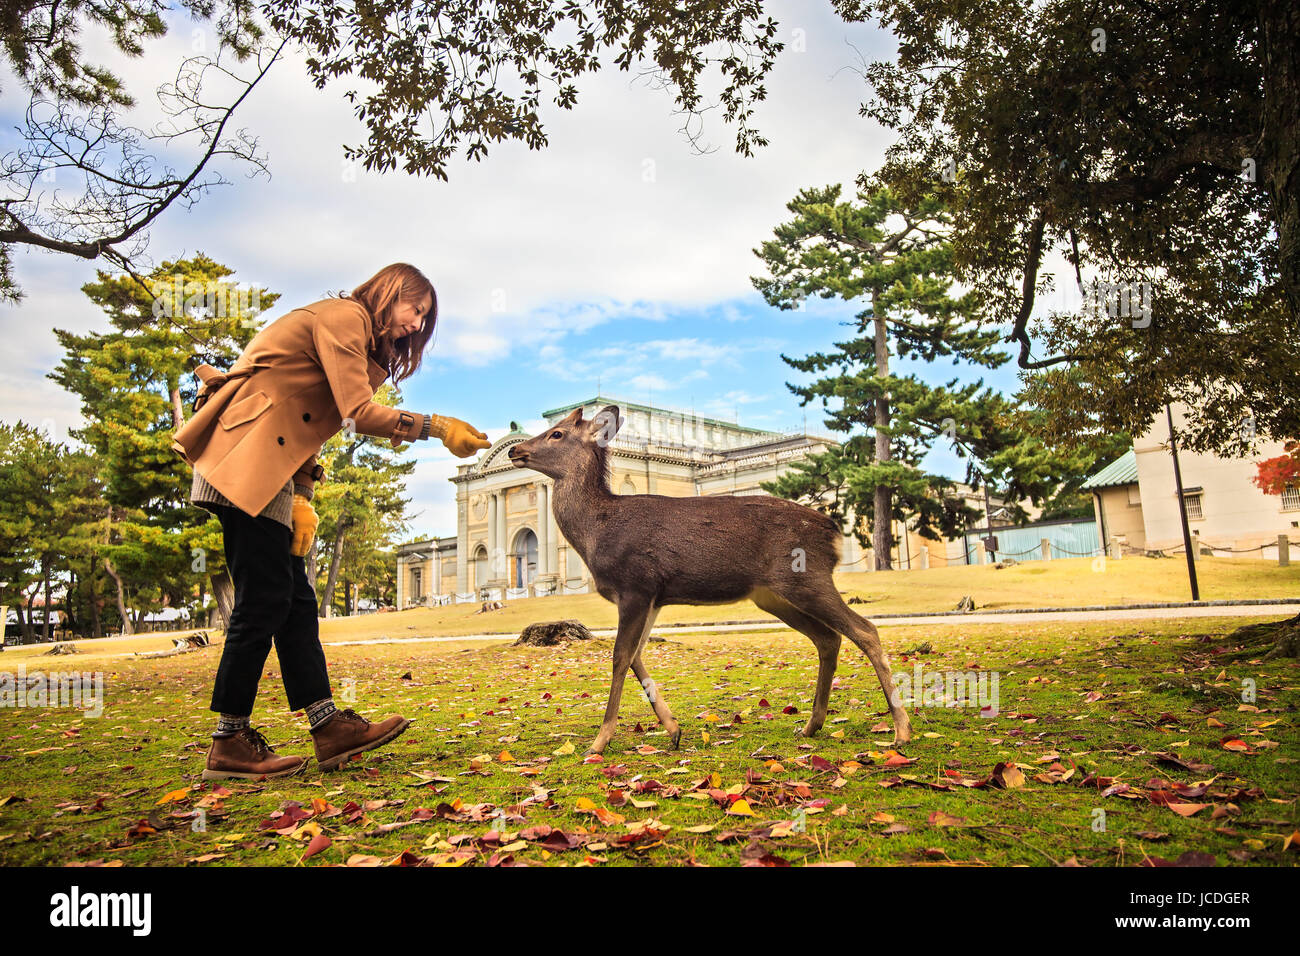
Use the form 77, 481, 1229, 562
1051, 544, 1106, 557
995, 545, 1046, 557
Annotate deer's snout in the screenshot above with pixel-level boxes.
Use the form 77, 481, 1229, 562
507, 444, 529, 466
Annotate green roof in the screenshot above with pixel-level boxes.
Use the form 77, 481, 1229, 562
1081, 449, 1139, 490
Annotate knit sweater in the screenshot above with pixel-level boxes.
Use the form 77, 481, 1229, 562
191, 470, 310, 529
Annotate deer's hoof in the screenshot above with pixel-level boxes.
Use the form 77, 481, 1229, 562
582, 745, 603, 758
669, 728, 682, 750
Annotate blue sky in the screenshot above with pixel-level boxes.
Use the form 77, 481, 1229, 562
0, 2, 1033, 539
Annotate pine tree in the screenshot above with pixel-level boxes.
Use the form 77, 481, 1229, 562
49, 253, 275, 630
752, 184, 1109, 567
0, 423, 103, 640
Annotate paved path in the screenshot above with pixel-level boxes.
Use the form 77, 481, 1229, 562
11, 601, 1292, 657
322, 601, 1298, 647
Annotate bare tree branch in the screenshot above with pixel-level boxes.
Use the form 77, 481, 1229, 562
0, 35, 284, 276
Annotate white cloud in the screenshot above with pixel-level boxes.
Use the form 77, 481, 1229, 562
0, 1, 909, 543
644, 338, 743, 366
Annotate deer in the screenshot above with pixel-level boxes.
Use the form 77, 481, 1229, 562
507, 404, 913, 755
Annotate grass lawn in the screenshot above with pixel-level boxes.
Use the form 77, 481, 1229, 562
317, 555, 1297, 643
1, 611, 1296, 867
2, 556, 1293, 668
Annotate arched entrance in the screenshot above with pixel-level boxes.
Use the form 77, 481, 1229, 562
512, 528, 538, 587
472, 545, 488, 593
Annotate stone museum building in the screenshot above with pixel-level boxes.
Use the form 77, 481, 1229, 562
394, 394, 868, 606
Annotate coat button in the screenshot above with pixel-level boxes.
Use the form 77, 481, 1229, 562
302, 412, 311, 422
277, 436, 285, 445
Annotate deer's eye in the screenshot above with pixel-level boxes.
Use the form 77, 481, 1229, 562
549, 430, 563, 439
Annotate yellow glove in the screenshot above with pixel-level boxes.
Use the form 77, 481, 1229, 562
429, 414, 491, 458
290, 494, 318, 557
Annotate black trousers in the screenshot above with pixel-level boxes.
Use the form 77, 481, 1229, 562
208, 503, 331, 715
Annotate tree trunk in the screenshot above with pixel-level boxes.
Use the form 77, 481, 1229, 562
87, 558, 102, 638
210, 570, 234, 630
89, 594, 101, 638
103, 557, 133, 635
872, 297, 894, 570
1225, 613, 1299, 660
68, 569, 79, 638
1259, 0, 1300, 319
41, 556, 51, 642
1263, 614, 1300, 659
18, 581, 38, 642
319, 527, 346, 617
170, 387, 185, 431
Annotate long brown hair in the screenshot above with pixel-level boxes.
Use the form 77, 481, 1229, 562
335, 263, 437, 383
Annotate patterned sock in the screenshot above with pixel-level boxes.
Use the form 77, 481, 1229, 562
214, 713, 249, 737
306, 697, 338, 731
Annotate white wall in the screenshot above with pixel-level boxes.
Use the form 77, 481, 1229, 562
1134, 405, 1297, 551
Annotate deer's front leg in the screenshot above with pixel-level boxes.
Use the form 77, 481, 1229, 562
626, 605, 679, 747
584, 599, 652, 756
631, 654, 680, 749
801, 635, 841, 738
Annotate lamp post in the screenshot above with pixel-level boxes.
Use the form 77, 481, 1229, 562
1165, 404, 1200, 601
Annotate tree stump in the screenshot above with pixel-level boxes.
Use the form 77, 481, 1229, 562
514, 620, 595, 647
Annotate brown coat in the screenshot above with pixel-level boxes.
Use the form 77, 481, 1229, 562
171, 296, 423, 516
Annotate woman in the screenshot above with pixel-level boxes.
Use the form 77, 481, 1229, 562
172, 263, 490, 779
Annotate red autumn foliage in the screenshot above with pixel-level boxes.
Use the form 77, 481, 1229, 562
1253, 440, 1300, 495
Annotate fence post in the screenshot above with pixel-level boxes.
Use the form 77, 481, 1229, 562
919, 545, 929, 570
1110, 535, 1123, 560
1040, 537, 1051, 561
1281, 534, 1291, 567
974, 539, 986, 565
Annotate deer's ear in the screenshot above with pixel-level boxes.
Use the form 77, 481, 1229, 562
586, 404, 623, 444
557, 408, 583, 427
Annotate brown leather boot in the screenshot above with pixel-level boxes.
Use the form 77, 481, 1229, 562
311, 708, 411, 771
203, 727, 308, 780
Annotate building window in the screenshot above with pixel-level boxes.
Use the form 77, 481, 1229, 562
1182, 492, 1203, 520
1282, 483, 1300, 512
1127, 484, 1141, 506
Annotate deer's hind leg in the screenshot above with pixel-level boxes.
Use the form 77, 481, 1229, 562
751, 587, 842, 738
777, 579, 913, 745
628, 606, 682, 748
